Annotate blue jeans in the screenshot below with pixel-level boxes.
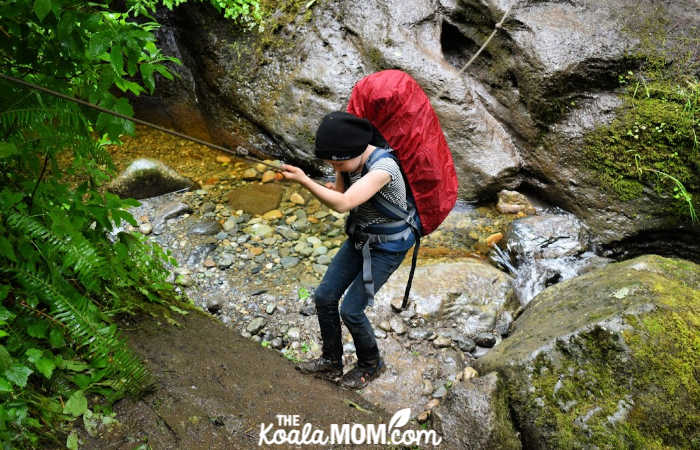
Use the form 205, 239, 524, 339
314, 240, 408, 369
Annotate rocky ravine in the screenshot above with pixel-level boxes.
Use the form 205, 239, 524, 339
103, 147, 699, 448
134, 0, 699, 247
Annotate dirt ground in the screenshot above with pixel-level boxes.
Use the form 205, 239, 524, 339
80, 309, 395, 449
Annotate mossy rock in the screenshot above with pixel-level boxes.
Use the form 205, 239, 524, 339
475, 255, 699, 449
107, 158, 199, 200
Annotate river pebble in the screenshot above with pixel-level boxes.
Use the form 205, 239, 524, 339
246, 318, 266, 335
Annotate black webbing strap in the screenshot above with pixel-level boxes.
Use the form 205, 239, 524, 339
355, 227, 415, 307
401, 235, 420, 310
342, 147, 422, 309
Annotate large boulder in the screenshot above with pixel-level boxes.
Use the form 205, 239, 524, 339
432, 372, 521, 450
374, 258, 516, 338
475, 255, 700, 448
135, 0, 698, 245
107, 158, 198, 199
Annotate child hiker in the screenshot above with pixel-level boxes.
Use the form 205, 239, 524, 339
281, 111, 418, 390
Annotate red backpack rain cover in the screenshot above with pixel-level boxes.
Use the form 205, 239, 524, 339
347, 70, 458, 235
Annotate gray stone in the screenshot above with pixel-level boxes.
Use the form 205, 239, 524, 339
454, 336, 477, 353
474, 333, 497, 348
222, 217, 238, 233
494, 311, 513, 337
246, 317, 266, 335
154, 201, 192, 224
408, 328, 430, 341
189, 220, 222, 236
271, 337, 284, 349
286, 327, 301, 341
265, 303, 276, 315
375, 260, 516, 339
187, 243, 217, 266
200, 201, 216, 214
433, 372, 521, 450
139, 223, 153, 235
206, 298, 222, 314
280, 257, 300, 269
343, 342, 356, 354
433, 336, 452, 348
316, 254, 333, 265
214, 253, 234, 269
246, 223, 274, 238
432, 385, 448, 399
276, 226, 300, 240
389, 318, 406, 335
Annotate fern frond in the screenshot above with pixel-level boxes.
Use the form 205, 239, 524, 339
6, 212, 109, 292
2, 265, 152, 395
1, 100, 87, 136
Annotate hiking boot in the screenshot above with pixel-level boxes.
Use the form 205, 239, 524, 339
338, 359, 385, 390
295, 357, 343, 380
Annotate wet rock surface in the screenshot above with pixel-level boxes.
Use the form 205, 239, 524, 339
492, 211, 613, 306
475, 255, 700, 448
107, 158, 199, 199
433, 372, 521, 450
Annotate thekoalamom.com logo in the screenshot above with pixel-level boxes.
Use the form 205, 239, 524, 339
258, 408, 442, 446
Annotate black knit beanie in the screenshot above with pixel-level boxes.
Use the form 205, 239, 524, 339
314, 111, 373, 160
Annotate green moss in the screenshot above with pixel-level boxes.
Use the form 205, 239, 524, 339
508, 270, 700, 449
492, 376, 522, 449
583, 76, 699, 220
580, 2, 699, 222
364, 46, 385, 70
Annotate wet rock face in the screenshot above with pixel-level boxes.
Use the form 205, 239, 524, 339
433, 372, 521, 450
136, 0, 698, 245
475, 255, 700, 449
107, 158, 199, 199
493, 212, 612, 306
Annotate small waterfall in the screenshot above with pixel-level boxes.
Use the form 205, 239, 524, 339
490, 211, 611, 307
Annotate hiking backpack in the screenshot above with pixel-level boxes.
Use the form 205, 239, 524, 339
346, 70, 458, 308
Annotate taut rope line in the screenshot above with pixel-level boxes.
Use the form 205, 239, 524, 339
0, 73, 283, 172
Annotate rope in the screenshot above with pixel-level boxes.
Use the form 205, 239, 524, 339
435, 4, 514, 99
0, 73, 283, 172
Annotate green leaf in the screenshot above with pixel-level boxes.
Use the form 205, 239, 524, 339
33, 0, 52, 21
61, 359, 89, 372
0, 237, 16, 262
25, 348, 42, 364
110, 44, 124, 75
66, 430, 78, 450
87, 33, 109, 59
35, 358, 56, 379
5, 364, 33, 388
0, 304, 15, 321
0, 346, 12, 371
154, 64, 174, 80
140, 63, 155, 93
0, 143, 19, 159
0, 377, 13, 393
63, 390, 88, 417
49, 328, 66, 349
27, 320, 49, 339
